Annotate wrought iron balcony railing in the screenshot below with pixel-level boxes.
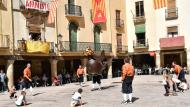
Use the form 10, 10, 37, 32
116, 19, 124, 28
165, 8, 178, 20
59, 41, 112, 52
133, 39, 149, 48
117, 45, 128, 53
65, 4, 83, 17
0, 34, 9, 48
17, 40, 55, 53
133, 16, 146, 24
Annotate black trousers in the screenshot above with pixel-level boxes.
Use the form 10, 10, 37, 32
92, 75, 101, 84
23, 77, 32, 89
122, 76, 133, 94
78, 75, 84, 83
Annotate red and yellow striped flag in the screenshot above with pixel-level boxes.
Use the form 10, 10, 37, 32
48, 0, 58, 24
153, 0, 167, 9
92, 0, 106, 24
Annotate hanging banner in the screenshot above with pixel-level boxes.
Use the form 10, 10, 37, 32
25, 0, 49, 11
92, 0, 106, 24
26, 41, 50, 54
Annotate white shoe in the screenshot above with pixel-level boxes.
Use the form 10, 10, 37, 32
30, 86, 33, 92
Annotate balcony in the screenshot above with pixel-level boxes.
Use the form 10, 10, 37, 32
0, 34, 9, 48
19, 0, 49, 16
133, 39, 149, 49
17, 40, 55, 54
116, 19, 124, 29
165, 8, 178, 20
0, 0, 7, 9
133, 16, 146, 25
117, 45, 128, 53
65, 4, 83, 17
160, 36, 184, 49
59, 41, 112, 52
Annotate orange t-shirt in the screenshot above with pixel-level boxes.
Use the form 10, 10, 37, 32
24, 68, 31, 79
122, 63, 134, 80
77, 68, 84, 76
174, 65, 182, 74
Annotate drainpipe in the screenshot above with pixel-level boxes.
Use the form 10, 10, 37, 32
11, 0, 15, 55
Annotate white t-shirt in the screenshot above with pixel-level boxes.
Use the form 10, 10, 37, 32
15, 95, 24, 105
72, 92, 81, 101
0, 73, 6, 82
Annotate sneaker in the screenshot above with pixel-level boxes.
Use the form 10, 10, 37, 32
121, 100, 127, 104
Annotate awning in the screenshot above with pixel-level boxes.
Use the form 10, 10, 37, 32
135, 24, 145, 33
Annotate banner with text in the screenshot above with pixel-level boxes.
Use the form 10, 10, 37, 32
25, 0, 49, 11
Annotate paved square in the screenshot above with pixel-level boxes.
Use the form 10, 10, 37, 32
0, 75, 190, 107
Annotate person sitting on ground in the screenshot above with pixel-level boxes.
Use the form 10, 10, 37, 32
52, 76, 60, 86
162, 72, 177, 96
70, 88, 83, 107
15, 90, 27, 106
9, 86, 17, 99
178, 78, 189, 92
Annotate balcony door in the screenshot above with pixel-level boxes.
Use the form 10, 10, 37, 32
68, 0, 75, 14
135, 1, 144, 17
94, 25, 101, 51
68, 0, 75, 4
117, 34, 122, 51
69, 22, 78, 51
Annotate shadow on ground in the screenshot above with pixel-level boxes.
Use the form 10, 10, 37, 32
91, 85, 118, 91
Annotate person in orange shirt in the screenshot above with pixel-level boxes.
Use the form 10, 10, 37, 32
172, 61, 185, 81
121, 57, 134, 104
23, 63, 32, 91
77, 65, 85, 86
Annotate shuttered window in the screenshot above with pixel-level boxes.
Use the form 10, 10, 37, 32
167, 26, 178, 37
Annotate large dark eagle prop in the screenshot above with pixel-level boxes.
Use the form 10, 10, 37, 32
85, 48, 108, 75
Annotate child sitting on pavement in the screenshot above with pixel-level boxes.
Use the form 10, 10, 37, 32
70, 88, 83, 107
15, 90, 27, 106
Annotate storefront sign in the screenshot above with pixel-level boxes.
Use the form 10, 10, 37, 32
25, 0, 49, 11
149, 52, 155, 56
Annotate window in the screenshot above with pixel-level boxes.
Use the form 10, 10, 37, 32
136, 33, 145, 45
117, 34, 122, 51
29, 33, 41, 41
116, 10, 120, 20
135, 1, 144, 17
167, 26, 178, 37
68, 0, 75, 4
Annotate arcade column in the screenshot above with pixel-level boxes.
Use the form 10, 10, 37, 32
107, 58, 113, 79
6, 60, 14, 90
81, 58, 88, 82
186, 49, 190, 74
155, 51, 161, 68
50, 59, 58, 81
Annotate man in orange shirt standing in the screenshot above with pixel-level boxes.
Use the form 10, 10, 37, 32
23, 63, 32, 91
172, 61, 185, 81
121, 57, 134, 104
77, 65, 85, 86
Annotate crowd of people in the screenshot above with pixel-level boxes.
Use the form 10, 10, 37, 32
0, 57, 190, 106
